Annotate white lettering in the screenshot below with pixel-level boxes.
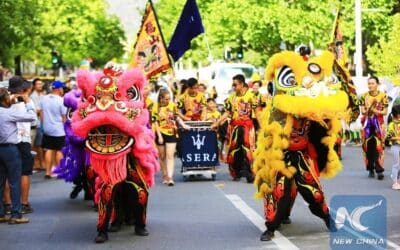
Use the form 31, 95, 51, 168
183, 153, 218, 162
194, 153, 201, 162
356, 238, 384, 245
333, 238, 353, 245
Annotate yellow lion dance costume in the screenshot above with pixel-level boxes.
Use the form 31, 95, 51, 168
254, 50, 348, 241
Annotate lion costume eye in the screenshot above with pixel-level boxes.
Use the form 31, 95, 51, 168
308, 63, 321, 74
277, 66, 297, 88
126, 86, 140, 101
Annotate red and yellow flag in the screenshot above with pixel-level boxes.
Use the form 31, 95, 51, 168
130, 0, 172, 79
330, 6, 359, 122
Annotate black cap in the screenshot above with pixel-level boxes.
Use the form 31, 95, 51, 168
8, 76, 32, 94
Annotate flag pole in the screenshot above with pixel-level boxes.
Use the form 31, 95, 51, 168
329, 4, 341, 45
203, 32, 213, 63
148, 0, 175, 75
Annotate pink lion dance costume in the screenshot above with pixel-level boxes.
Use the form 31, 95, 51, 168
71, 63, 159, 243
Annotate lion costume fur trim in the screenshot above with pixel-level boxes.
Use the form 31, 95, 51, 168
253, 92, 346, 200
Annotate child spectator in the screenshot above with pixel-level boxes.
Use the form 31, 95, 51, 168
387, 105, 400, 189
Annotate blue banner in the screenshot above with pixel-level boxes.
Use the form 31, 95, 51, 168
167, 0, 204, 62
180, 129, 218, 167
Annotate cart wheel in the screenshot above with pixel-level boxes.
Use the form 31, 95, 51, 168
211, 174, 216, 181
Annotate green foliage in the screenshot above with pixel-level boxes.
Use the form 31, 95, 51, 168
0, 0, 39, 66
0, 0, 125, 69
155, 0, 397, 70
366, 14, 400, 83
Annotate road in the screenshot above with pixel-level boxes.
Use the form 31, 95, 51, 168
1, 145, 399, 250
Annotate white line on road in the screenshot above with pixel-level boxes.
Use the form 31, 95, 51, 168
225, 194, 299, 250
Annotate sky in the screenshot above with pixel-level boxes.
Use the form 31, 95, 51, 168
105, 0, 158, 46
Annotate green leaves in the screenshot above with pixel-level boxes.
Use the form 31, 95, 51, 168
155, 0, 398, 75
366, 14, 400, 83
0, 0, 125, 69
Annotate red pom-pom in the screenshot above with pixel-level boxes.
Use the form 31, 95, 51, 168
114, 92, 122, 100
87, 95, 96, 104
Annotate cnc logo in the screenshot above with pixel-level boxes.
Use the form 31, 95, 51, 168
330, 195, 386, 250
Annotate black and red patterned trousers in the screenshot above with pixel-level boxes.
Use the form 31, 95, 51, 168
264, 150, 330, 232
97, 158, 149, 233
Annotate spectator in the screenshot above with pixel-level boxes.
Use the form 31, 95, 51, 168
30, 78, 46, 171
7, 77, 35, 214
0, 86, 36, 224
38, 81, 67, 179
387, 105, 400, 190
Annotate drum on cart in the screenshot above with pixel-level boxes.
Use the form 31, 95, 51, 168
179, 121, 219, 181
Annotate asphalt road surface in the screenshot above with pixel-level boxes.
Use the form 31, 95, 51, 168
1, 145, 399, 250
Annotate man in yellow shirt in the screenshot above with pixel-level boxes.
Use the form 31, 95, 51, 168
212, 74, 259, 182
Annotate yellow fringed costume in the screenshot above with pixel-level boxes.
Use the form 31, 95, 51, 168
254, 50, 348, 239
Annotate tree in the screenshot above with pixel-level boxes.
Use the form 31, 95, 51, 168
0, 0, 39, 67
0, 0, 126, 71
366, 14, 400, 84
155, 0, 398, 70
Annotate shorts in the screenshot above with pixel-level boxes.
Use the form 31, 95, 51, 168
30, 128, 37, 145
34, 128, 43, 146
42, 134, 65, 150
155, 133, 177, 145
18, 142, 34, 176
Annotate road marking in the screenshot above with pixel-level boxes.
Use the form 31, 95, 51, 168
225, 194, 299, 250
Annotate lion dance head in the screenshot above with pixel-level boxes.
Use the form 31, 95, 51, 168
72, 62, 159, 187
254, 50, 348, 198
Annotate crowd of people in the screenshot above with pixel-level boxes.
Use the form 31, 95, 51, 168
1, 68, 399, 229
148, 75, 267, 186
0, 76, 67, 224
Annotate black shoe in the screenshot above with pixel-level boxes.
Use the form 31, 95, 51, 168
260, 230, 274, 241
108, 223, 122, 233
21, 204, 33, 214
135, 227, 149, 236
4, 204, 11, 215
246, 175, 255, 183
84, 192, 93, 201
44, 175, 52, 179
377, 173, 384, 180
282, 217, 291, 224
94, 232, 108, 243
232, 177, 240, 181
70, 186, 82, 199
368, 171, 375, 178
125, 217, 135, 226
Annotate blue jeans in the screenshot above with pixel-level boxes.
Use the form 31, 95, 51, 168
0, 144, 22, 218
